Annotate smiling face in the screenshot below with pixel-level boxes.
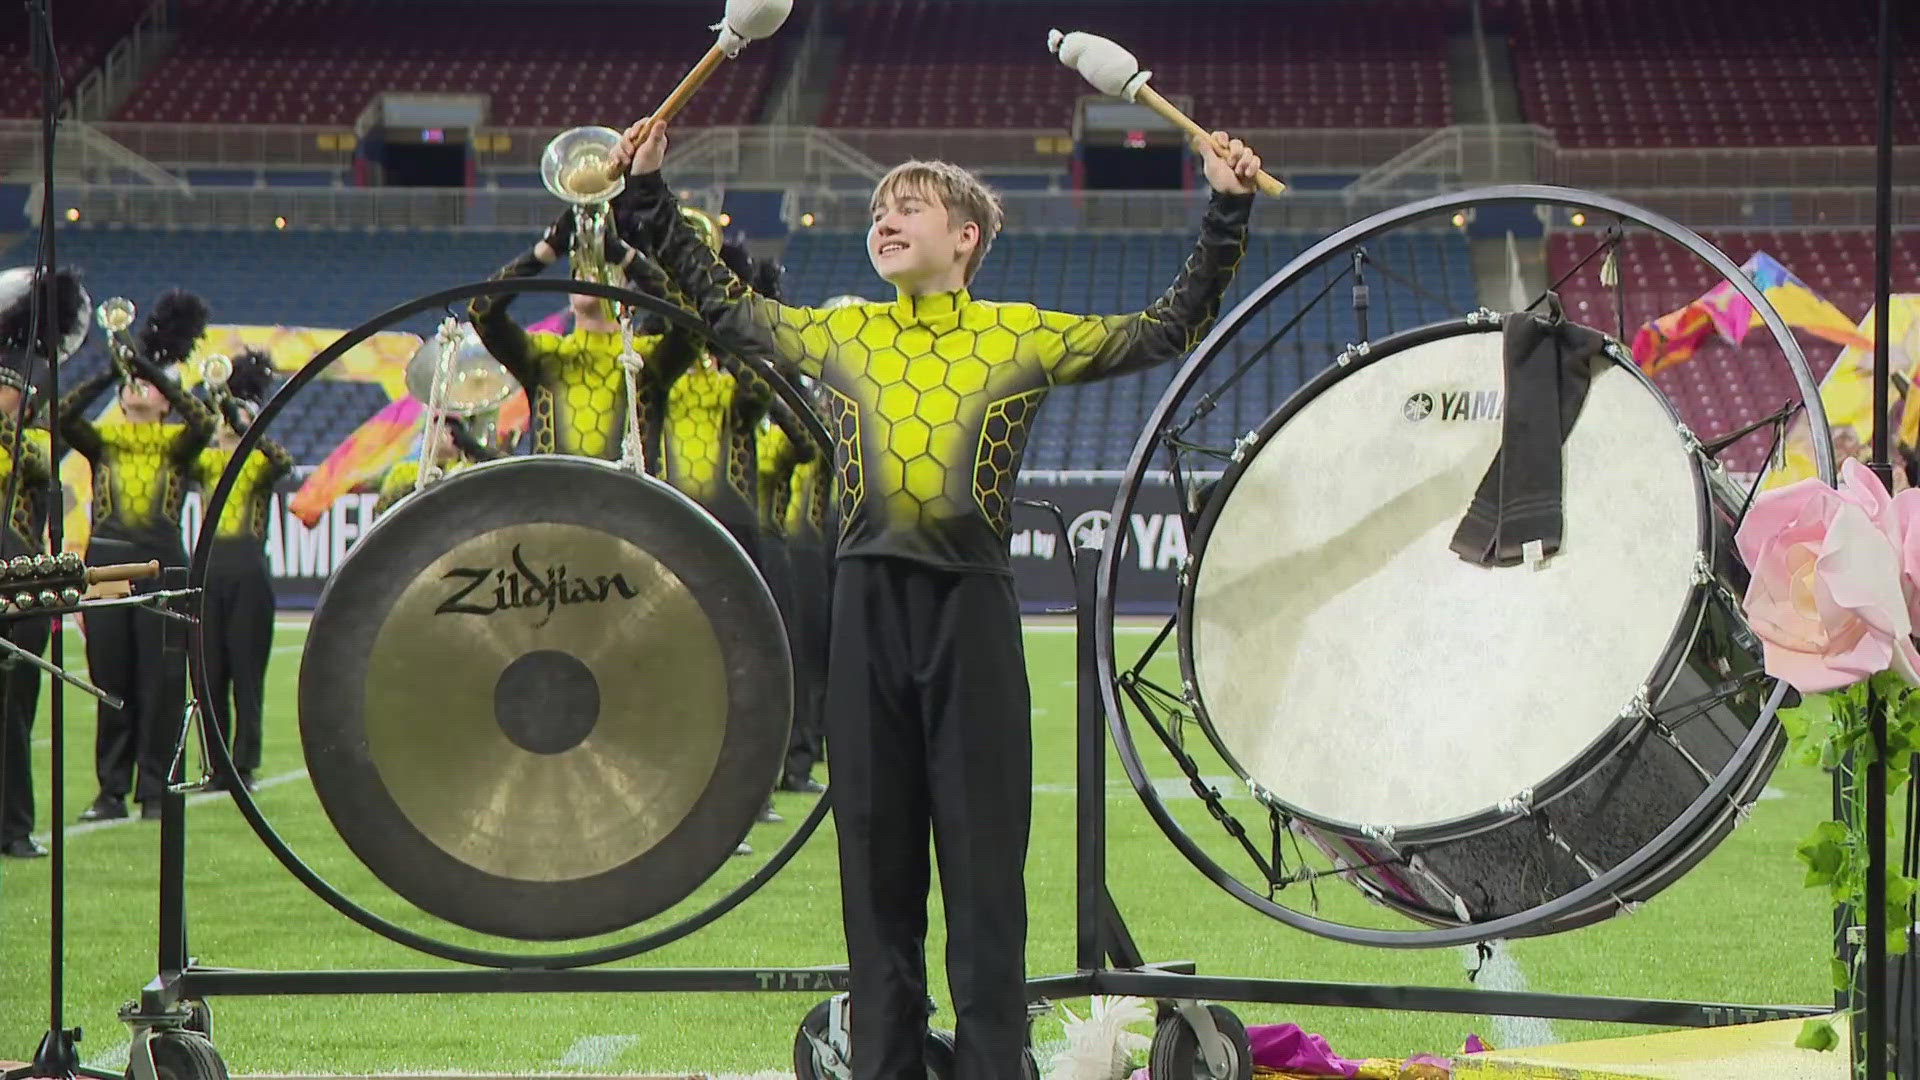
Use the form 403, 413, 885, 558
866, 161, 1004, 295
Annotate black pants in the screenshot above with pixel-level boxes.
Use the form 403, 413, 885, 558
827, 557, 1031, 1080
757, 530, 820, 785
785, 536, 830, 784
85, 538, 187, 805
193, 540, 274, 775
0, 612, 51, 844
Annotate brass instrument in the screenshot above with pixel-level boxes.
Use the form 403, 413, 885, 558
680, 205, 724, 254
406, 322, 515, 452
542, 126, 630, 319
201, 353, 233, 416
96, 297, 137, 379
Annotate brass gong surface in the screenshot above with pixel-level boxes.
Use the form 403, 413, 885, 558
299, 456, 791, 941
364, 523, 726, 882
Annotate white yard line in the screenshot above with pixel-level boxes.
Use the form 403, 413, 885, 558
553, 1036, 642, 1069
1461, 941, 1555, 1050
29, 768, 307, 845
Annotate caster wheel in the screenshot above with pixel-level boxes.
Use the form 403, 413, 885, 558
1149, 1004, 1251, 1080
148, 1030, 230, 1080
183, 1001, 211, 1039
791, 999, 971, 1080
794, 999, 846, 1080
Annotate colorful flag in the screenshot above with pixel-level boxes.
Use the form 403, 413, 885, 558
1632, 253, 1874, 372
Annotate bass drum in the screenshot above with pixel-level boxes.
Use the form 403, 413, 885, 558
300, 455, 792, 941
1179, 315, 1781, 936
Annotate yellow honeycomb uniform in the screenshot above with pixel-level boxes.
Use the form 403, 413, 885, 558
0, 419, 52, 556
61, 368, 217, 555
784, 454, 831, 544
193, 438, 296, 542
626, 173, 1252, 573
661, 350, 797, 543
756, 420, 806, 537
469, 247, 697, 467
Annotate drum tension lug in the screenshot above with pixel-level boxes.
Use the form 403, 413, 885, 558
1466, 307, 1501, 327
1361, 823, 1397, 847
1618, 686, 1655, 724
1335, 341, 1371, 367
1497, 788, 1535, 817
1676, 423, 1703, 455
1691, 552, 1714, 587
1229, 431, 1259, 463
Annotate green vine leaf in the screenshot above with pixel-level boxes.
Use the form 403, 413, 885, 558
1795, 1017, 1840, 1052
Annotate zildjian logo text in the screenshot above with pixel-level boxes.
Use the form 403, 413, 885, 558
435, 544, 642, 626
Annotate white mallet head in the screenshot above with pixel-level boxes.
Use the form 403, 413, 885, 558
1047, 28, 1151, 102
716, 0, 793, 55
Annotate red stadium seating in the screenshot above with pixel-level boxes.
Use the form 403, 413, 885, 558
1498, 0, 1920, 147
113, 0, 772, 127
820, 1, 1452, 130
0, 0, 152, 119
1549, 230, 1920, 472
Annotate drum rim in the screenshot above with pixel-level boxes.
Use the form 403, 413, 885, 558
1175, 314, 1717, 845
299, 453, 793, 941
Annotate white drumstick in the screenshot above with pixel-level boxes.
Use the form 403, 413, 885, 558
1048, 28, 1287, 197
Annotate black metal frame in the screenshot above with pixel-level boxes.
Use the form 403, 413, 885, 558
1019, 545, 1831, 1032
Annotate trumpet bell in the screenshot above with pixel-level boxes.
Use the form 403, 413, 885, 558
406, 324, 516, 418
201, 353, 233, 389
679, 206, 724, 254
96, 297, 134, 334
542, 126, 627, 206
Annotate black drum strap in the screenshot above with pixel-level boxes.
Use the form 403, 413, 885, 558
1449, 299, 1608, 567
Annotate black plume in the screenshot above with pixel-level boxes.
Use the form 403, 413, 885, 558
137, 289, 210, 367
750, 257, 785, 303
0, 268, 87, 354
226, 348, 276, 405
719, 237, 754, 283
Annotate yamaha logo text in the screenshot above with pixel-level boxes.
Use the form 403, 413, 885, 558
436, 544, 642, 626
1404, 389, 1503, 423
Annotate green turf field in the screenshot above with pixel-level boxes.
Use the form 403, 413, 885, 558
0, 619, 1836, 1076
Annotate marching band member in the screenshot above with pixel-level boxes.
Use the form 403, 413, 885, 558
659, 234, 813, 565
778, 373, 837, 795
617, 121, 1257, 1078
371, 418, 499, 517
0, 269, 82, 857
753, 412, 824, 796
64, 290, 218, 823
191, 349, 294, 793
468, 210, 699, 468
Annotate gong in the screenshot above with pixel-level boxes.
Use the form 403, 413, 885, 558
299, 456, 791, 941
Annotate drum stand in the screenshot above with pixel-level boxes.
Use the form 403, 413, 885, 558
1016, 542, 1833, 1078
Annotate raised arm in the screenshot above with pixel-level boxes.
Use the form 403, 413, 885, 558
222, 399, 298, 481
56, 368, 117, 460
1041, 190, 1252, 385
616, 172, 832, 379
468, 211, 577, 391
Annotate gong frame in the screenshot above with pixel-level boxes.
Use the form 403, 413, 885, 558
131, 277, 859, 1028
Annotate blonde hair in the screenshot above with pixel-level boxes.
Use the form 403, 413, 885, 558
870, 160, 1004, 283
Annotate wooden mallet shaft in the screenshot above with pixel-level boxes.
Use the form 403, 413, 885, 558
602, 42, 730, 183
1133, 85, 1286, 198
85, 560, 160, 584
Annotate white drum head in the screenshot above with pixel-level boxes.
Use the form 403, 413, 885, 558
1188, 327, 1702, 833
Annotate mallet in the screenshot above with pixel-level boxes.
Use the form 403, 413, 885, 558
583, 0, 794, 191
1048, 29, 1286, 198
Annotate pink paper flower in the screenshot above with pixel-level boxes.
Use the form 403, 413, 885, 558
1736, 459, 1920, 693
1890, 485, 1920, 628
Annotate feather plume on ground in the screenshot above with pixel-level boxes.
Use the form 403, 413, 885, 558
137, 288, 210, 367
1047, 996, 1153, 1080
